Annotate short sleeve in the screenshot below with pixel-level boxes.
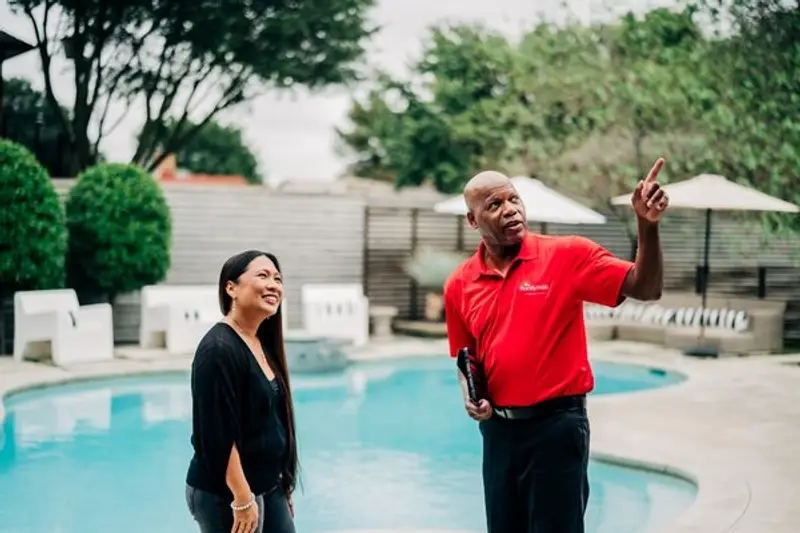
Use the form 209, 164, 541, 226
191, 343, 243, 482
443, 276, 476, 359
571, 236, 634, 307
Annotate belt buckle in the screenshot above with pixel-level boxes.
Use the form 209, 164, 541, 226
496, 407, 515, 419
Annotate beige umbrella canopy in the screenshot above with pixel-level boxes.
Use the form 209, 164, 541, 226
435, 176, 607, 233
611, 173, 799, 356
611, 173, 800, 212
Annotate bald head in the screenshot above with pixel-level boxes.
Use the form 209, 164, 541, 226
464, 170, 512, 211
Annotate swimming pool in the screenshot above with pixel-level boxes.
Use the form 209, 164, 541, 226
0, 358, 694, 533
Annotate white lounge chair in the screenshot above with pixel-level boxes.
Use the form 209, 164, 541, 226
13, 289, 115, 366
300, 283, 369, 346
139, 285, 220, 355
140, 285, 289, 355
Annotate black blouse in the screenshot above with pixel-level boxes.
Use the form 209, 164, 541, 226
186, 322, 289, 499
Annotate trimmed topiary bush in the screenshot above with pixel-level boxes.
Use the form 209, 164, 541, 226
0, 139, 67, 295
0, 139, 67, 354
65, 163, 172, 302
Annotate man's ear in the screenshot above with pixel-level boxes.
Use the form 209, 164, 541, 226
466, 211, 478, 229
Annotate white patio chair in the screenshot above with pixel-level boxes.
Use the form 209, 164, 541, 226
139, 285, 220, 355
13, 289, 114, 366
300, 283, 369, 346
140, 285, 289, 355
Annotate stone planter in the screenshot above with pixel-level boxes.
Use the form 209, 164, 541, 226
369, 305, 398, 341
424, 291, 444, 322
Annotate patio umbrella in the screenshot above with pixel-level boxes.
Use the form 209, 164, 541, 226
610, 173, 800, 356
434, 176, 607, 233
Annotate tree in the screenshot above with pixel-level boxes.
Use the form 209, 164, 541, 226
334, 87, 401, 183
697, 0, 800, 232
146, 119, 262, 183
337, 2, 799, 245
506, 9, 712, 194
538, 8, 717, 255
337, 25, 515, 194
2, 77, 72, 176
338, 18, 703, 196
10, 0, 376, 175
497, 23, 612, 176
65, 163, 172, 303
0, 139, 67, 296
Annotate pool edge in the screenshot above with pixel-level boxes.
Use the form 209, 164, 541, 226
1, 368, 188, 405
590, 450, 698, 488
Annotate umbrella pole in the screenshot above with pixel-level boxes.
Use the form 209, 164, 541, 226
0, 62, 5, 138
698, 209, 711, 344
684, 208, 719, 358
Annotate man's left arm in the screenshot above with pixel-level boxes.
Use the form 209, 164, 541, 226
620, 157, 670, 302
573, 158, 669, 306
620, 219, 663, 301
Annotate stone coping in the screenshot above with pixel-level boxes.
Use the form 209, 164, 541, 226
2, 338, 800, 532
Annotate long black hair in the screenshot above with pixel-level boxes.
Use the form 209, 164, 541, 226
218, 249, 300, 497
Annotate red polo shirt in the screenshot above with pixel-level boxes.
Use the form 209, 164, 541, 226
443, 232, 633, 407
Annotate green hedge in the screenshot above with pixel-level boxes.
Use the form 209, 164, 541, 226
65, 163, 172, 301
0, 139, 67, 296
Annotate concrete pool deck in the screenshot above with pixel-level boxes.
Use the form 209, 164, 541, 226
2, 338, 799, 533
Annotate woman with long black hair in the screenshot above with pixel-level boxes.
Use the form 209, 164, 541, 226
185, 250, 299, 533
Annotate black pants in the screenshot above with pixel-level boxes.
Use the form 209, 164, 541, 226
479, 398, 590, 533
185, 485, 296, 533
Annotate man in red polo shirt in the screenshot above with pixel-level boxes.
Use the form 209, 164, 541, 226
444, 159, 669, 533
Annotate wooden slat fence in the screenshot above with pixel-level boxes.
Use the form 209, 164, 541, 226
2, 180, 796, 352
364, 205, 800, 345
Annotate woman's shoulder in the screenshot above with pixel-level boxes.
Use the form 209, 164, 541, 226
193, 322, 246, 370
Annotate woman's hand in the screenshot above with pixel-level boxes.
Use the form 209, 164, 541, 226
231, 494, 259, 533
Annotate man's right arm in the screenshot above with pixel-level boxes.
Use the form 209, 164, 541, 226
443, 278, 475, 361
444, 279, 491, 420
443, 278, 471, 395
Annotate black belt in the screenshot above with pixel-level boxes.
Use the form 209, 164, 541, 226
492, 394, 586, 420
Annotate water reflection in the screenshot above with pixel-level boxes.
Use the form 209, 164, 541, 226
140, 385, 192, 424
12, 389, 112, 446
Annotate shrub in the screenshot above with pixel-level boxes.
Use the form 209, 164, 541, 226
65, 163, 172, 302
0, 139, 67, 295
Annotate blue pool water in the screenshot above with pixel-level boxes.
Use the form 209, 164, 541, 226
0, 358, 695, 533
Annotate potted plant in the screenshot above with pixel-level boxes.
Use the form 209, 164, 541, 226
405, 248, 466, 322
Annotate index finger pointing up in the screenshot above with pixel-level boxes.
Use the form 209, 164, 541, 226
645, 157, 666, 183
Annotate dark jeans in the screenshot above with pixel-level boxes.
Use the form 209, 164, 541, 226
185, 485, 295, 533
479, 400, 590, 533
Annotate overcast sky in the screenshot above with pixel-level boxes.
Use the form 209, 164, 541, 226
0, 0, 675, 183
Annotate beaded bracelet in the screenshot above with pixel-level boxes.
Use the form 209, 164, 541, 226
230, 493, 255, 511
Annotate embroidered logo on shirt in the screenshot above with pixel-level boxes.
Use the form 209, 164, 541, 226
519, 281, 549, 294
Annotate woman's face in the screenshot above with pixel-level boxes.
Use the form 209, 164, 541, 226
227, 255, 283, 319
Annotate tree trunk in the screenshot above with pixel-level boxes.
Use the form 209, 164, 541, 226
0, 295, 14, 356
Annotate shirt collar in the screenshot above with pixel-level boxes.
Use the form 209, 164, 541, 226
465, 232, 539, 281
